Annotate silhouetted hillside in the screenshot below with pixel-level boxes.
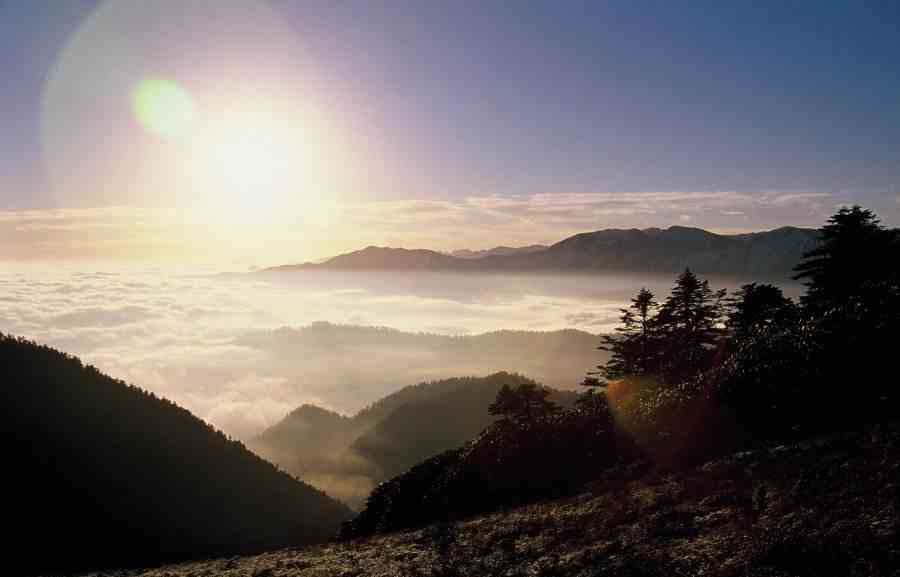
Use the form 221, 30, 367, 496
250, 373, 578, 508
115, 422, 900, 577
264, 225, 818, 277
2, 335, 351, 576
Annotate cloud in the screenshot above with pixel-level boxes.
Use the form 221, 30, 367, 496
4, 189, 895, 265
335, 190, 849, 253
2, 266, 660, 439
0, 207, 190, 261
48, 305, 155, 328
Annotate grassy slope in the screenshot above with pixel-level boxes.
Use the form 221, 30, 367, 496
92, 422, 898, 577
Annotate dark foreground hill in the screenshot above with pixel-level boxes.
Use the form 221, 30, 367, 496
96, 422, 899, 577
264, 225, 818, 277
1, 335, 351, 576
249, 373, 579, 508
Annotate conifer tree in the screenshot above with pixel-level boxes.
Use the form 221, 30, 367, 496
489, 383, 558, 423
654, 269, 726, 383
726, 283, 796, 340
597, 288, 658, 380
794, 205, 900, 329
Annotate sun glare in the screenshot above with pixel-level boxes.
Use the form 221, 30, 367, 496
132, 78, 194, 139
209, 124, 286, 194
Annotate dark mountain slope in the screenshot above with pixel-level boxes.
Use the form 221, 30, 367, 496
1, 334, 351, 576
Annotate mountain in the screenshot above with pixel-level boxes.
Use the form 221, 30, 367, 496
263, 226, 819, 277
2, 334, 352, 575
249, 372, 579, 509
450, 245, 548, 259
265, 246, 460, 272
503, 225, 818, 276
348, 373, 579, 481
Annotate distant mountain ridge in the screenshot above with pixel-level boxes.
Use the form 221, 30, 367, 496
263, 225, 819, 277
451, 245, 548, 259
236, 324, 605, 413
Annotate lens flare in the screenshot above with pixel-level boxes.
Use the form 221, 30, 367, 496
132, 78, 194, 139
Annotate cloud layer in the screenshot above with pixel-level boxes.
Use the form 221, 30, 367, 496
3, 266, 678, 439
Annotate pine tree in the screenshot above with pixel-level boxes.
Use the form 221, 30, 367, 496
489, 383, 558, 423
654, 269, 726, 383
488, 384, 520, 422
597, 287, 658, 380
794, 205, 900, 329
726, 283, 796, 340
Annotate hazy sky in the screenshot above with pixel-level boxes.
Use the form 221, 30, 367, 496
1, 1, 899, 264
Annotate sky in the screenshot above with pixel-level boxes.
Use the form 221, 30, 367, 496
1, 0, 899, 265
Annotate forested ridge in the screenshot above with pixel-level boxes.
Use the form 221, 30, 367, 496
2, 336, 352, 576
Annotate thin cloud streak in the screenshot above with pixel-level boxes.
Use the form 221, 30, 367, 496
1, 190, 897, 264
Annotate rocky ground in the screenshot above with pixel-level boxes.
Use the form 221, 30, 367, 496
78, 423, 898, 577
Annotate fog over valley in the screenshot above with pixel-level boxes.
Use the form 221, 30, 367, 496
0, 265, 802, 439
0, 265, 768, 439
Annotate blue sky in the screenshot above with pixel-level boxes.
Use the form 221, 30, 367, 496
1, 1, 898, 261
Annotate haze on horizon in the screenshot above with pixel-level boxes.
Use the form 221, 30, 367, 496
1, 0, 898, 267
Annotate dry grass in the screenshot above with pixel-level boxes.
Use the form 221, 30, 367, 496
81, 424, 899, 577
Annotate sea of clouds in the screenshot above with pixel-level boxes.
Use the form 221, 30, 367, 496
1, 265, 799, 439
0, 265, 655, 438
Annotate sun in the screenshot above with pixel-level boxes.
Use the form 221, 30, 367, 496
209, 125, 283, 194
190, 100, 310, 222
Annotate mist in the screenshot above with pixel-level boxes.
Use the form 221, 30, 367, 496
0, 265, 802, 439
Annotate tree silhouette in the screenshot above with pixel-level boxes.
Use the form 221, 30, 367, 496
596, 271, 726, 384
654, 269, 726, 382
794, 205, 900, 330
598, 288, 659, 380
488, 383, 559, 423
488, 384, 520, 422
726, 283, 796, 340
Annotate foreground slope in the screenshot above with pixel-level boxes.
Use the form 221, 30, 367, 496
99, 422, 899, 577
1, 335, 351, 575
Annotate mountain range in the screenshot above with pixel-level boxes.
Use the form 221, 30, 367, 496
264, 225, 819, 277
249, 372, 579, 509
